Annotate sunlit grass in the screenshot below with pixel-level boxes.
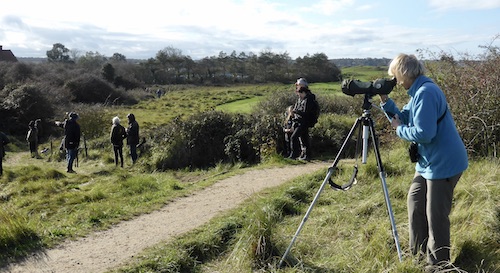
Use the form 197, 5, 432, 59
112, 154, 499, 273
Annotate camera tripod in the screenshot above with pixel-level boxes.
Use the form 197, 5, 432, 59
279, 94, 403, 267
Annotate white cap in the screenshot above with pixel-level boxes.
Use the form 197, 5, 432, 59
295, 78, 308, 87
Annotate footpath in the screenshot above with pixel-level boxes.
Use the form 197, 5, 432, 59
4, 161, 330, 273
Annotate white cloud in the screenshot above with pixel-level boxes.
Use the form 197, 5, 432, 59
428, 0, 500, 10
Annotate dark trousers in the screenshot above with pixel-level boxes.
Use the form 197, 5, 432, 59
408, 172, 462, 265
66, 148, 78, 171
29, 141, 37, 155
113, 145, 124, 167
129, 144, 138, 164
290, 125, 309, 158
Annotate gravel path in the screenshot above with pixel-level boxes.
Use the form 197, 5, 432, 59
4, 161, 330, 273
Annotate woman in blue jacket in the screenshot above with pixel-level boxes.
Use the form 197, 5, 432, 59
380, 54, 468, 271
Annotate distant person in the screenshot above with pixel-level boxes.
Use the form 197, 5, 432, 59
34, 118, 43, 143
56, 112, 81, 173
380, 53, 468, 272
126, 113, 140, 164
289, 78, 317, 160
282, 105, 297, 158
0, 129, 10, 176
26, 120, 40, 158
110, 116, 127, 167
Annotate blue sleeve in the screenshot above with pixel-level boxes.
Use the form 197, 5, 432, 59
396, 88, 440, 143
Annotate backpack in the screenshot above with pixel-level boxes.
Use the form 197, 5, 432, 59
309, 97, 320, 128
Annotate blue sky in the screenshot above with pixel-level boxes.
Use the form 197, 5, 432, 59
1, 0, 499, 60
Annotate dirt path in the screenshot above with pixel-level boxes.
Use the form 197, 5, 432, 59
4, 161, 331, 273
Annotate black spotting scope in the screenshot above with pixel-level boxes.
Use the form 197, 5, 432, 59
341, 78, 397, 97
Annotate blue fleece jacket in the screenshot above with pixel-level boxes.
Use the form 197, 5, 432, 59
381, 75, 468, 179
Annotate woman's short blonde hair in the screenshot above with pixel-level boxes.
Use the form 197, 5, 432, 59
112, 116, 120, 125
388, 53, 425, 85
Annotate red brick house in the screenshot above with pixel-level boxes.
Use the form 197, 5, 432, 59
0, 46, 18, 62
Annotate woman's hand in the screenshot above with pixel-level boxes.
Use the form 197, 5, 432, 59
391, 114, 401, 129
379, 94, 389, 104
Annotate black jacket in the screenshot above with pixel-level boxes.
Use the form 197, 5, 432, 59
110, 124, 127, 147
293, 92, 316, 127
64, 119, 81, 149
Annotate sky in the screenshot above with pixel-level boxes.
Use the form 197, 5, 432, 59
1, 0, 500, 60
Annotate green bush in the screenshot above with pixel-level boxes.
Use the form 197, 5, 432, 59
65, 74, 136, 105
0, 84, 55, 136
150, 111, 259, 170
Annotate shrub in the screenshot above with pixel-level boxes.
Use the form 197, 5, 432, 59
64, 74, 136, 105
0, 84, 55, 136
421, 44, 500, 158
150, 111, 246, 170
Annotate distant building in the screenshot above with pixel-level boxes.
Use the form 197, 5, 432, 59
0, 45, 18, 62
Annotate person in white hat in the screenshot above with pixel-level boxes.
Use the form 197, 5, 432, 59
289, 78, 318, 160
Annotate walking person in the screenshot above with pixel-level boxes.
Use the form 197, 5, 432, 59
126, 113, 140, 164
0, 128, 10, 176
379, 53, 468, 272
110, 116, 127, 167
289, 78, 317, 160
56, 112, 81, 173
26, 120, 39, 158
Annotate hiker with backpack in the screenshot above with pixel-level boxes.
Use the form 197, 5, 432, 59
289, 78, 319, 161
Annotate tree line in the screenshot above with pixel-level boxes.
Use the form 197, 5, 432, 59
44, 43, 342, 86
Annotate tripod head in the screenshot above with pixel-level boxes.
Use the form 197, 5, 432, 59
362, 93, 375, 116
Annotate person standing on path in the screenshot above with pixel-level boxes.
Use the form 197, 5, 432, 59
26, 120, 40, 158
110, 116, 127, 167
126, 113, 139, 164
290, 78, 317, 160
56, 112, 81, 173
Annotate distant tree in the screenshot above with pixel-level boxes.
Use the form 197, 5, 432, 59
156, 46, 188, 83
46, 43, 71, 63
102, 63, 115, 82
110, 53, 127, 62
295, 53, 341, 82
77, 51, 107, 71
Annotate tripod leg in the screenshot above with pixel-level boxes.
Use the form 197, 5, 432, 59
368, 119, 403, 262
279, 118, 363, 267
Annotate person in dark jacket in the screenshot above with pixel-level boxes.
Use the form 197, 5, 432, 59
26, 120, 39, 158
126, 113, 140, 164
289, 78, 316, 160
0, 129, 10, 176
56, 112, 81, 173
110, 116, 127, 167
